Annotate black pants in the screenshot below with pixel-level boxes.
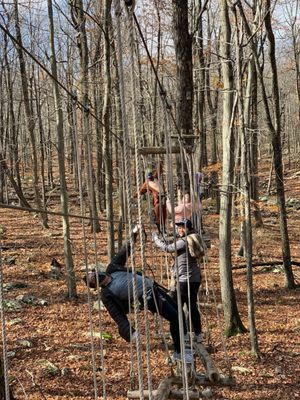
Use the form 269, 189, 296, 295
170, 282, 201, 336
146, 285, 181, 353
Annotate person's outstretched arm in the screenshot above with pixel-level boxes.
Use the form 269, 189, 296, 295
101, 292, 135, 342
109, 241, 132, 268
152, 232, 186, 253
107, 229, 139, 273
133, 181, 148, 198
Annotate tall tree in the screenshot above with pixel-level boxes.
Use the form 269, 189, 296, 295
102, 0, 114, 258
70, 0, 101, 233
205, 15, 221, 213
263, 0, 295, 289
218, 0, 246, 336
233, 6, 259, 355
12, 0, 48, 227
238, 0, 295, 289
171, 0, 193, 139
47, 0, 77, 298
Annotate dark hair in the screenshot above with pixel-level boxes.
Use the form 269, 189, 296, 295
175, 218, 193, 230
147, 172, 154, 181
84, 270, 107, 289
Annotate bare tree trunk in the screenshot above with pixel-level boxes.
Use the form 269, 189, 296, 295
195, 0, 207, 169
46, 98, 54, 189
4, 33, 23, 196
151, 0, 162, 148
248, 61, 263, 227
243, 2, 263, 227
13, 0, 48, 228
263, 0, 295, 289
234, 7, 260, 356
0, 155, 31, 208
0, 72, 5, 204
206, 19, 220, 212
289, 1, 300, 124
91, 33, 103, 212
111, 34, 125, 250
71, 0, 101, 234
219, 0, 246, 336
33, 70, 47, 213
103, 0, 114, 258
238, 0, 295, 289
171, 0, 193, 141
47, 0, 77, 298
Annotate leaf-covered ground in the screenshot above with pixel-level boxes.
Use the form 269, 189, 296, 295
1, 158, 300, 399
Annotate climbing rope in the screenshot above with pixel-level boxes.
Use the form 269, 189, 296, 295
72, 101, 102, 400
115, 1, 146, 397
0, 246, 10, 400
126, 2, 155, 396
163, 109, 192, 396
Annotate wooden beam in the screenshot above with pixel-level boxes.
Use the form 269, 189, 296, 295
171, 135, 199, 140
153, 378, 172, 400
127, 390, 157, 399
194, 343, 220, 383
128, 378, 172, 400
136, 146, 182, 155
195, 373, 235, 387
169, 389, 200, 398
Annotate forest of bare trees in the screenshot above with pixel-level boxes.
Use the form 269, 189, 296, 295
0, 0, 300, 397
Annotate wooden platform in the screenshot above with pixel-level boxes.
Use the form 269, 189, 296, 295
127, 343, 234, 399
127, 374, 234, 399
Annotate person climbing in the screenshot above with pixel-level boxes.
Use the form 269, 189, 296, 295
166, 192, 202, 224
134, 163, 166, 235
84, 225, 192, 363
152, 218, 203, 343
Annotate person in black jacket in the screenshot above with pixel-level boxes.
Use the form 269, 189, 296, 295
84, 229, 192, 363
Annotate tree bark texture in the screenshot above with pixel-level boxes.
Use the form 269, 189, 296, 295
13, 0, 48, 228
219, 0, 246, 336
171, 0, 193, 141
48, 0, 77, 298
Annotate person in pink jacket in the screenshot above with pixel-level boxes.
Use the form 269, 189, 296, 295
166, 193, 201, 223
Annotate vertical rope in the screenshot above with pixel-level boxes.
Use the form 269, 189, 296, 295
91, 227, 107, 399
72, 100, 100, 399
126, 4, 156, 397
115, 1, 144, 397
0, 246, 10, 400
163, 110, 191, 397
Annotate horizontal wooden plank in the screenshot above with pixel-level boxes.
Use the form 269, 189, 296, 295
136, 147, 181, 155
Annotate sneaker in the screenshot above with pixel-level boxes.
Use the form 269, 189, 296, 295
184, 351, 193, 363
172, 351, 193, 364
185, 348, 194, 356
195, 333, 203, 343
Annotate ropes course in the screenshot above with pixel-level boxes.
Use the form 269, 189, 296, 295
0, 0, 234, 399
